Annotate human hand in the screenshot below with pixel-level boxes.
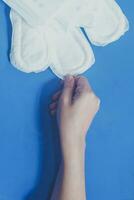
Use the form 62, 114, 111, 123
50, 76, 100, 158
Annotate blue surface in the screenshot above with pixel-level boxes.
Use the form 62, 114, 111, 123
0, 1, 134, 200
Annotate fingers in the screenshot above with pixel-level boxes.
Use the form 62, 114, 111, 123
50, 102, 57, 110
76, 76, 100, 107
75, 76, 92, 92
50, 75, 75, 116
61, 76, 75, 105
49, 103, 55, 115
50, 101, 58, 116
50, 91, 61, 116
52, 91, 61, 101
72, 76, 92, 102
49, 76, 95, 116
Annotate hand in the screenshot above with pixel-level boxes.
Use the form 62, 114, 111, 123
50, 76, 100, 158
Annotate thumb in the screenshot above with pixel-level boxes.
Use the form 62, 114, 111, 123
62, 76, 75, 105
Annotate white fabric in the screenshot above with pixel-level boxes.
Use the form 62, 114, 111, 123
84, 0, 129, 46
46, 20, 95, 77
10, 11, 95, 78
55, 0, 129, 46
10, 11, 50, 73
3, 0, 66, 26
3, 0, 129, 78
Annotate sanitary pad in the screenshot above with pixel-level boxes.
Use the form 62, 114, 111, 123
84, 0, 129, 46
3, 0, 65, 26
3, 0, 129, 78
55, 0, 129, 46
10, 11, 94, 78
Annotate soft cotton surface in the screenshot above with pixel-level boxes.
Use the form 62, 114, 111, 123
3, 0, 66, 26
3, 0, 129, 78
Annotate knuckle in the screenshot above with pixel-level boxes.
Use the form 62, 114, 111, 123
79, 76, 87, 82
94, 97, 101, 111
87, 90, 95, 98
87, 91, 101, 106
96, 98, 101, 108
84, 88, 91, 95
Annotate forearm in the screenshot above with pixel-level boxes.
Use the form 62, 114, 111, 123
50, 76, 100, 200
60, 148, 86, 200
51, 136, 86, 200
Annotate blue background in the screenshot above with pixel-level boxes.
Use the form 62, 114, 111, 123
0, 1, 134, 200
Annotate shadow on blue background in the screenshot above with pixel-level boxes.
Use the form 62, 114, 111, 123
0, 0, 134, 200
25, 79, 61, 200
0, 5, 62, 198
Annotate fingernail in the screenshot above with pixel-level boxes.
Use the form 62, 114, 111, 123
65, 75, 73, 82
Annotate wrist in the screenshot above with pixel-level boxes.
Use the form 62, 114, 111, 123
62, 147, 85, 172
60, 129, 86, 145
61, 138, 86, 165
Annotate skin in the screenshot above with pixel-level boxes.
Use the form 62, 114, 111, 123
50, 75, 100, 200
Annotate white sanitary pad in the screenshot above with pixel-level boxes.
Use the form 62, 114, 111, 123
10, 11, 49, 73
3, 0, 129, 78
84, 0, 129, 46
10, 10, 95, 78
55, 0, 129, 46
3, 0, 66, 26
